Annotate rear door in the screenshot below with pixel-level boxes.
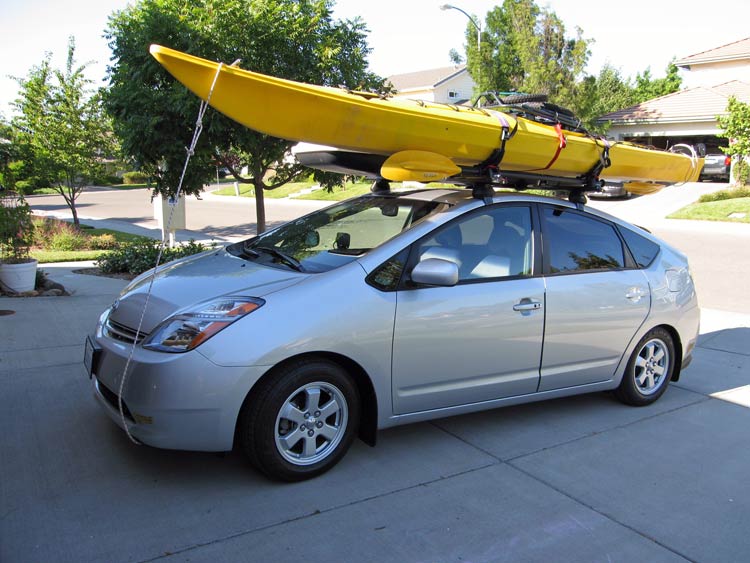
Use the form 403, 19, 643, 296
538, 205, 650, 391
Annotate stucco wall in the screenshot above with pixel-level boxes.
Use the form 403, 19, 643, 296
680, 59, 750, 88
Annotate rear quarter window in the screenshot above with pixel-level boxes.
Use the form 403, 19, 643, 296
618, 226, 660, 268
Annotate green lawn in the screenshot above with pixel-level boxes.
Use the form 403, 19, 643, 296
81, 227, 151, 243
212, 180, 326, 199
31, 226, 151, 263
210, 179, 468, 201
668, 197, 750, 223
32, 249, 111, 263
295, 182, 374, 201
101, 183, 152, 190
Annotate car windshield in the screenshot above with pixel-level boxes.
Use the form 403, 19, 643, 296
227, 195, 447, 272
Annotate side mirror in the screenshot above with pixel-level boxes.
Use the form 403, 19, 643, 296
411, 258, 459, 287
305, 230, 320, 247
334, 232, 350, 250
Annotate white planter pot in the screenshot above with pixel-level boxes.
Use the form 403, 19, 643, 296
0, 259, 38, 293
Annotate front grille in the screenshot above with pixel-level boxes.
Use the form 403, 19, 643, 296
104, 318, 146, 344
96, 378, 135, 423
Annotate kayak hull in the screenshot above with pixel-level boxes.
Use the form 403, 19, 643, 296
149, 45, 702, 185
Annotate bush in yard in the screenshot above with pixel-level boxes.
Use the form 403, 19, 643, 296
96, 239, 210, 275
32, 216, 87, 249
88, 233, 119, 250
122, 171, 149, 184
698, 186, 750, 203
48, 228, 89, 251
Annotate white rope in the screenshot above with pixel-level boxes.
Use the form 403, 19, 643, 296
669, 143, 701, 184
116, 62, 225, 445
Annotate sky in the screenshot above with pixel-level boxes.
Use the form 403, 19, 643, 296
1, 0, 749, 117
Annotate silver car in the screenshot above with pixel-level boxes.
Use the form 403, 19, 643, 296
699, 153, 731, 182
85, 189, 700, 481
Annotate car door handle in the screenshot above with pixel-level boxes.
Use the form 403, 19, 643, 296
513, 299, 543, 312
625, 287, 647, 302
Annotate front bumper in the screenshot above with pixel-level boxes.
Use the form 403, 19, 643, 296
90, 334, 269, 452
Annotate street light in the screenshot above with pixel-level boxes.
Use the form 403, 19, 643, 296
440, 4, 481, 53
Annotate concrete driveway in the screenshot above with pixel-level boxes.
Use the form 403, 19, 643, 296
2, 264, 749, 563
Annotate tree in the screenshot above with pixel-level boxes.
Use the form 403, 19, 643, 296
0, 118, 16, 188
12, 39, 116, 226
718, 96, 750, 185
465, 0, 590, 106
633, 61, 682, 103
105, 0, 383, 233
574, 64, 638, 132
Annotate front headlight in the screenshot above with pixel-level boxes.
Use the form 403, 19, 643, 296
143, 296, 265, 353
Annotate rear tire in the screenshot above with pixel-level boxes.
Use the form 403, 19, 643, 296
239, 359, 360, 481
615, 328, 675, 406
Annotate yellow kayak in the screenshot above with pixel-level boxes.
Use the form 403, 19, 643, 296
149, 44, 702, 187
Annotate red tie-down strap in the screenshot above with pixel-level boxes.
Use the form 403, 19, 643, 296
511, 122, 568, 173
542, 123, 567, 170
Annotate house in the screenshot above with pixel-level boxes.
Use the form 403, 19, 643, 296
598, 37, 750, 157
386, 65, 475, 104
676, 37, 750, 88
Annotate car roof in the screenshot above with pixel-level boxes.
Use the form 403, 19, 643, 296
368, 187, 646, 233
370, 187, 579, 209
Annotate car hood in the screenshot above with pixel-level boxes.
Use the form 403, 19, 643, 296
107, 248, 305, 333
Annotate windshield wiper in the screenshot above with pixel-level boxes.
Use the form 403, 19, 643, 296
254, 246, 305, 272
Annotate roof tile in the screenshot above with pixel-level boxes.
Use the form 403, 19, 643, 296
598, 81, 750, 123
387, 65, 467, 91
676, 37, 750, 66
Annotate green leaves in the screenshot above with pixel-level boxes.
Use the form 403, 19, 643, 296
11, 38, 116, 224
718, 97, 750, 185
106, 0, 382, 203
104, 0, 382, 231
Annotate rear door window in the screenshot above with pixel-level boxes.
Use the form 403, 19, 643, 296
541, 206, 625, 274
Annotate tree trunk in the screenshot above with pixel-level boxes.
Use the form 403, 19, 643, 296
254, 178, 266, 234
70, 202, 79, 227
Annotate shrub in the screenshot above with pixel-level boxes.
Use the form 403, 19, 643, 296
698, 186, 750, 203
0, 193, 34, 262
91, 174, 122, 186
96, 239, 210, 275
14, 180, 36, 195
122, 171, 149, 184
88, 233, 119, 250
48, 229, 88, 251
31, 216, 86, 249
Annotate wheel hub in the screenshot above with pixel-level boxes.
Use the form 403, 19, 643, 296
274, 382, 348, 466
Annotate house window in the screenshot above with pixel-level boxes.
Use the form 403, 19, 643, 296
448, 90, 459, 98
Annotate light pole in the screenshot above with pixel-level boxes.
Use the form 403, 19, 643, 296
440, 4, 481, 54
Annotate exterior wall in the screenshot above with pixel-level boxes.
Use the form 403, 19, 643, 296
390, 72, 476, 104
607, 120, 721, 141
680, 59, 750, 88
433, 73, 476, 103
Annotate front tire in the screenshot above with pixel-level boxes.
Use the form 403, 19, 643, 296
615, 328, 675, 406
239, 359, 360, 481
